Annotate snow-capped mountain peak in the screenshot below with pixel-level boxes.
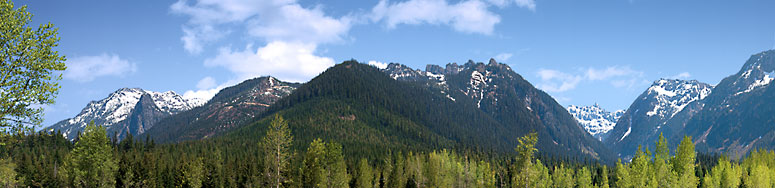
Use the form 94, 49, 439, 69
732, 51, 775, 96
567, 104, 624, 141
644, 79, 713, 119
49, 88, 204, 140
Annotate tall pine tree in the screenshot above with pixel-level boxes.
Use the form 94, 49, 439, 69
262, 114, 293, 188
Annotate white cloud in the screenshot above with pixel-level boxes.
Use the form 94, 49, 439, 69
183, 76, 236, 102
514, 0, 536, 11
536, 69, 583, 92
584, 66, 641, 81
246, 4, 351, 44
183, 86, 221, 102
64, 54, 137, 82
494, 53, 513, 62
196, 76, 217, 89
486, 0, 535, 10
171, 0, 351, 54
371, 0, 501, 35
668, 72, 691, 79
368, 60, 388, 69
536, 66, 645, 93
204, 41, 335, 83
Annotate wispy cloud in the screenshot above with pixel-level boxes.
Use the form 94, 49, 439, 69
536, 69, 583, 92
486, 0, 536, 11
536, 66, 646, 92
64, 53, 137, 82
494, 53, 513, 62
371, 0, 501, 35
668, 72, 691, 79
171, 0, 352, 54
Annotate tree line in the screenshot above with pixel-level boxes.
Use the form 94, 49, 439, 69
2, 114, 775, 188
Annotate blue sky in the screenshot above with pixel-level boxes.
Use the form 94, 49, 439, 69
14, 0, 775, 127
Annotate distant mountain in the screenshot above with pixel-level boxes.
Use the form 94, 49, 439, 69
222, 59, 612, 161
382, 59, 614, 161
566, 104, 624, 141
45, 88, 203, 140
143, 76, 299, 142
604, 78, 712, 159
682, 50, 775, 158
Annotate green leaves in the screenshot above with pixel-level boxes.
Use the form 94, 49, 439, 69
61, 122, 117, 188
0, 0, 67, 134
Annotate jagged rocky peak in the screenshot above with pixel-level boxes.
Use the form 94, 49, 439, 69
382, 58, 511, 80
46, 87, 203, 140
730, 50, 775, 96
644, 78, 713, 118
567, 104, 624, 141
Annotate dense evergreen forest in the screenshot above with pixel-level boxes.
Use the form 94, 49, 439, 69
1, 115, 774, 188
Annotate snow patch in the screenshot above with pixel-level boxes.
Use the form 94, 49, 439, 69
620, 126, 632, 141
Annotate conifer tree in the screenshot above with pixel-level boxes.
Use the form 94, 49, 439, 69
599, 165, 609, 188
262, 114, 293, 188
512, 132, 538, 188
323, 142, 349, 188
576, 166, 593, 188
615, 159, 632, 188
553, 164, 574, 188
653, 133, 674, 187
672, 136, 697, 188
355, 158, 373, 188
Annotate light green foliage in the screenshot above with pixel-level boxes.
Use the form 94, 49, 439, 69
387, 153, 406, 188
553, 164, 574, 188
512, 132, 539, 188
61, 122, 117, 188
355, 158, 374, 188
653, 133, 675, 187
576, 166, 593, 188
302, 138, 326, 187
672, 136, 698, 188
599, 166, 609, 188
615, 135, 701, 188
405, 152, 426, 187
741, 149, 775, 188
703, 158, 742, 188
530, 159, 552, 188
0, 0, 67, 136
744, 164, 771, 188
615, 159, 632, 188
0, 157, 20, 187
301, 138, 349, 188
323, 142, 349, 188
182, 157, 204, 188
262, 114, 293, 188
629, 146, 653, 187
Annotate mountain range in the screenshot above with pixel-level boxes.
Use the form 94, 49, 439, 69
566, 104, 624, 141
45, 49, 775, 162
45, 88, 203, 140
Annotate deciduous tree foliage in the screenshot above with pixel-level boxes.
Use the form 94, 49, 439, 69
61, 122, 117, 188
0, 0, 66, 135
